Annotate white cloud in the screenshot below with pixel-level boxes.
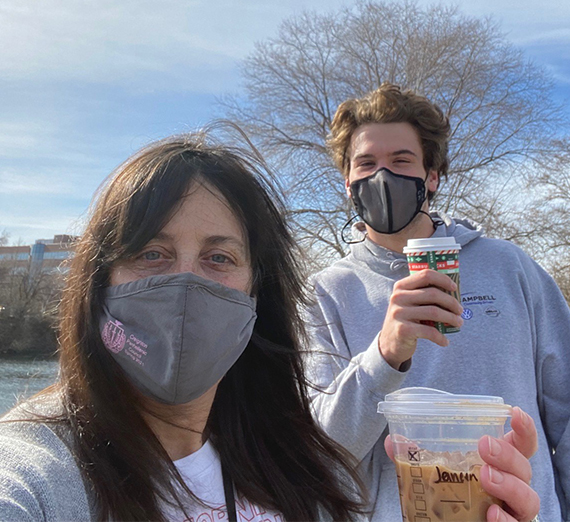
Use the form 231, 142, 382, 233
0, 211, 86, 245
0, 169, 73, 195
2, 0, 567, 95
0, 123, 42, 155
0, 0, 294, 91
0, 0, 238, 88
0, 0, 356, 92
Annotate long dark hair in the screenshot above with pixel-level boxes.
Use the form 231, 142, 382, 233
55, 125, 366, 521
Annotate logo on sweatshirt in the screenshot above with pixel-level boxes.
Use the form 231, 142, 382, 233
460, 292, 501, 319
461, 293, 496, 305
485, 306, 500, 317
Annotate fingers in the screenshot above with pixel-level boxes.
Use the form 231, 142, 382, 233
405, 286, 464, 313
392, 272, 463, 316
378, 270, 463, 368
480, 464, 540, 522
504, 406, 538, 459
398, 269, 459, 295
479, 434, 539, 521
486, 502, 536, 522
478, 436, 532, 484
392, 302, 464, 328
384, 435, 394, 462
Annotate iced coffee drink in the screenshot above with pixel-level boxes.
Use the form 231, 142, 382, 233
377, 388, 512, 522
395, 450, 501, 522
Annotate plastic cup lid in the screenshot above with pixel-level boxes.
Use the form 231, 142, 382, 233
377, 387, 512, 417
403, 237, 461, 254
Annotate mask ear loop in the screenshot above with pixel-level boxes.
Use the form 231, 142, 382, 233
341, 214, 366, 244
419, 171, 444, 231
418, 210, 444, 230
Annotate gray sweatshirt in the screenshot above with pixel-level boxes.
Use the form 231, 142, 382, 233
305, 213, 569, 522
0, 396, 362, 522
0, 397, 94, 521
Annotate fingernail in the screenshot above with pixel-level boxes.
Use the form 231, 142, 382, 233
516, 406, 532, 428
492, 505, 507, 522
523, 411, 533, 427
488, 467, 504, 484
488, 436, 501, 457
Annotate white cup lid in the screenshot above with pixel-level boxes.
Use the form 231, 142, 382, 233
377, 387, 511, 417
403, 237, 461, 253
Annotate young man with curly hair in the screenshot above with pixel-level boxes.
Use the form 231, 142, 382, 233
305, 83, 569, 522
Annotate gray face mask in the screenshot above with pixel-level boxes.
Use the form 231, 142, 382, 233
350, 167, 428, 234
99, 271, 257, 405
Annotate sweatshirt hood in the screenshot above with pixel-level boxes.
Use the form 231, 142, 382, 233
349, 211, 483, 275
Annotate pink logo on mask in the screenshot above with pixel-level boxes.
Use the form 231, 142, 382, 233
102, 319, 126, 353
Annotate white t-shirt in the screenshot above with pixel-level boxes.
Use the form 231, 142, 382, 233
164, 440, 284, 522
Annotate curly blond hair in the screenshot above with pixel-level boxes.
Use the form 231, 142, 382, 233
328, 83, 450, 187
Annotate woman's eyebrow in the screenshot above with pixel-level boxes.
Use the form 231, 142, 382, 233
152, 231, 174, 241
205, 235, 247, 254
149, 232, 248, 256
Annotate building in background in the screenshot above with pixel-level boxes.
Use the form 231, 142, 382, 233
0, 235, 77, 274
0, 235, 76, 353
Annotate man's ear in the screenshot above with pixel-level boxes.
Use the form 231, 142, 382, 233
426, 170, 439, 193
345, 177, 352, 198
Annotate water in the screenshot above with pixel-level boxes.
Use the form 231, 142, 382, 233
0, 357, 59, 415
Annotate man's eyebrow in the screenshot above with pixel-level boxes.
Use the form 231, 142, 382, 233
391, 149, 418, 157
351, 153, 375, 161
351, 150, 419, 161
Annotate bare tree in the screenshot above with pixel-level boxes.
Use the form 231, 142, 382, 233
0, 256, 63, 354
223, 0, 569, 270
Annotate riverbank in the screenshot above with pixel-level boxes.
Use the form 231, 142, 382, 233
0, 357, 59, 415
0, 350, 58, 361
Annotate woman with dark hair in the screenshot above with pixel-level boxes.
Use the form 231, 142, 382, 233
0, 127, 541, 522
0, 129, 366, 521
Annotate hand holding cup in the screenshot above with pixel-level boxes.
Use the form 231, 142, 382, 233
381, 391, 540, 522
379, 269, 464, 369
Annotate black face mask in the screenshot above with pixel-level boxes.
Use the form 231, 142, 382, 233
350, 167, 428, 235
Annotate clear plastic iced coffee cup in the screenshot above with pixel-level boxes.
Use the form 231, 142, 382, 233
378, 387, 512, 522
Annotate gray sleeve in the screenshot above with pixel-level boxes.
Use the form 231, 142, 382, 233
0, 422, 92, 522
528, 264, 570, 520
304, 285, 408, 463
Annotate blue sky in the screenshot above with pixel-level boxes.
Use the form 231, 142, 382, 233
1, 0, 569, 245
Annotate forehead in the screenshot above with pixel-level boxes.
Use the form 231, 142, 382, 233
349, 122, 423, 159
164, 181, 247, 242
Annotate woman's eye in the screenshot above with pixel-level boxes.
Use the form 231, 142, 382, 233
210, 253, 230, 264
141, 251, 162, 261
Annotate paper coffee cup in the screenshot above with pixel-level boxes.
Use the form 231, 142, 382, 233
378, 387, 511, 522
403, 237, 461, 334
